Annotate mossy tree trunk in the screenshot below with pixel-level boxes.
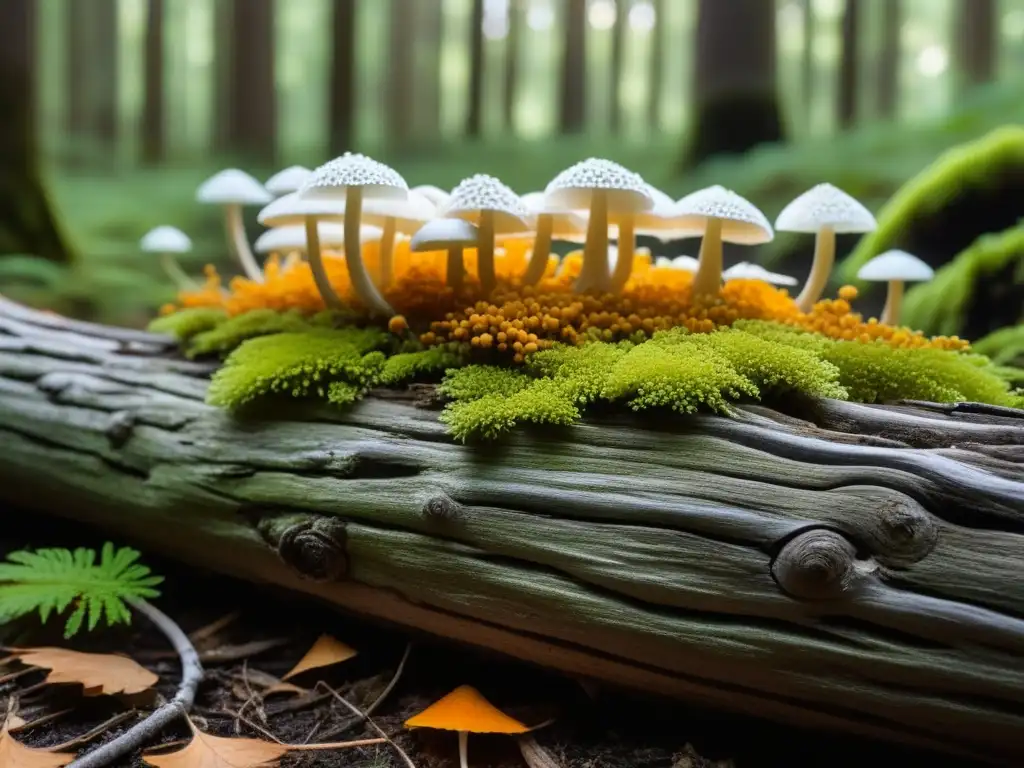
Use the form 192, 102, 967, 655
683, 0, 785, 168
0, 298, 1022, 765
0, 0, 75, 264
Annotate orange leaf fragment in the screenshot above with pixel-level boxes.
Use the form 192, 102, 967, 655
0, 716, 74, 768
280, 635, 357, 681
10, 647, 158, 696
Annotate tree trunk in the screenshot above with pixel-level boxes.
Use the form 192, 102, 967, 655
0, 2, 75, 264
876, 0, 901, 120
560, 0, 587, 134
503, 0, 521, 134
387, 0, 414, 151
609, 0, 626, 135
220, 0, 277, 165
800, 0, 815, 129
0, 298, 1022, 765
954, 0, 997, 90
465, 0, 485, 138
836, 0, 860, 130
328, 0, 357, 156
141, 0, 165, 165
647, 0, 665, 129
92, 0, 119, 153
684, 0, 784, 167
417, 0, 443, 144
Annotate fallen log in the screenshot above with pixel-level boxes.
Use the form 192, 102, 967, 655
0, 298, 1022, 764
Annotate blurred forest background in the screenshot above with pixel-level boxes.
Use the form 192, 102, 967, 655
1, 0, 1022, 326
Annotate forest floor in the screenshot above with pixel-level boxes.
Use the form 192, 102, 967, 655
0, 514, 993, 768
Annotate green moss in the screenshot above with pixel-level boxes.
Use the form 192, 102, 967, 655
378, 347, 464, 386
187, 309, 315, 357
840, 126, 1024, 284
438, 365, 534, 401
902, 225, 1024, 337
440, 379, 580, 442
147, 307, 227, 341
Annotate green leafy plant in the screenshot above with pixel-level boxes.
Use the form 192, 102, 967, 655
0, 543, 163, 638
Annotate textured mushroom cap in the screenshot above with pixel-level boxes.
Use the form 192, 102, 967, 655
361, 191, 438, 234
723, 261, 797, 286
410, 218, 479, 252
405, 685, 530, 734
635, 184, 704, 240
857, 249, 935, 282
774, 183, 877, 234
257, 192, 347, 227
411, 184, 451, 208
674, 185, 774, 244
196, 169, 273, 205
140, 225, 192, 253
521, 192, 588, 238
301, 152, 409, 202
254, 223, 382, 254
544, 158, 654, 213
441, 174, 532, 233
265, 166, 313, 196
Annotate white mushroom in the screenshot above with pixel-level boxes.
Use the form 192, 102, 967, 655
544, 159, 653, 293
264, 166, 313, 197
856, 249, 934, 326
775, 183, 877, 312
722, 261, 798, 286
674, 185, 774, 299
411, 184, 452, 209
654, 254, 699, 271
360, 191, 437, 288
140, 225, 195, 291
300, 153, 409, 317
440, 174, 532, 295
519, 191, 588, 285
196, 169, 272, 282
633, 185, 702, 245
253, 222, 382, 256
410, 218, 480, 293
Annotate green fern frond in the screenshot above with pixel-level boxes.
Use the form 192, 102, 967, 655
0, 542, 162, 638
147, 307, 227, 341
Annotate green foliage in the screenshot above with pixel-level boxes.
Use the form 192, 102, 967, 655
974, 324, 1024, 367
902, 225, 1024, 337
207, 328, 389, 409
437, 365, 535, 401
0, 543, 162, 639
147, 307, 227, 340
187, 309, 316, 357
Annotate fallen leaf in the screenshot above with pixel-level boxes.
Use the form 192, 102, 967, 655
0, 715, 74, 767
280, 635, 357, 681
10, 647, 158, 696
143, 716, 385, 767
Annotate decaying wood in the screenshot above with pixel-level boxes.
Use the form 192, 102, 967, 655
0, 298, 1021, 764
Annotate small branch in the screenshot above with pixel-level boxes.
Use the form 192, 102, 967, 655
318, 683, 417, 768
66, 598, 204, 768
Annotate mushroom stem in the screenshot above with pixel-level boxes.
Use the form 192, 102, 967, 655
609, 215, 636, 292
305, 218, 344, 309
692, 217, 724, 298
477, 211, 497, 295
378, 217, 397, 288
458, 730, 469, 768
522, 214, 554, 285
446, 247, 466, 293
795, 225, 836, 312
159, 252, 197, 292
576, 190, 609, 293
223, 203, 264, 282
344, 188, 395, 317
880, 279, 905, 325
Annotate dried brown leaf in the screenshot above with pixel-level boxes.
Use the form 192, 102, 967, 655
0, 716, 74, 767
10, 647, 157, 696
280, 635, 357, 681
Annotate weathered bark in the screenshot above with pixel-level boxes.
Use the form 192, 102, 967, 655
0, 0, 75, 263
559, 0, 587, 135
954, 0, 997, 90
0, 299, 1022, 765
328, 0, 357, 155
837, 0, 860, 130
876, 0, 901, 120
466, 0, 485, 138
219, 0, 277, 164
141, 0, 166, 165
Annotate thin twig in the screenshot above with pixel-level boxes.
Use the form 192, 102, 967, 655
518, 734, 563, 768
66, 598, 204, 768
49, 711, 137, 751
9, 707, 74, 734
188, 611, 241, 647
318, 683, 417, 768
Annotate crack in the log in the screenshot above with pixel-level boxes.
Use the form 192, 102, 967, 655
0, 424, 150, 481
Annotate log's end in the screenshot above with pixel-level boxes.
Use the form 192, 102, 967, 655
771, 529, 876, 601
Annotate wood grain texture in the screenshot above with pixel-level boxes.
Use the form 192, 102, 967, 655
0, 297, 1021, 764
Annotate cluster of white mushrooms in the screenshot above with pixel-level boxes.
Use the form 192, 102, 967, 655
139, 154, 936, 325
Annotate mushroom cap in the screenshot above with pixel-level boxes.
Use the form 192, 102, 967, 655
441, 174, 532, 233
140, 225, 192, 253
544, 158, 654, 213
673, 185, 774, 245
361, 191, 438, 234
722, 261, 798, 286
257, 192, 346, 227
404, 685, 530, 735
661, 254, 699, 271
856, 249, 935, 282
410, 218, 479, 252
774, 183, 877, 234
521, 192, 588, 238
301, 152, 409, 202
635, 184, 704, 240
265, 165, 313, 196
254, 223, 382, 254
411, 184, 451, 208
196, 169, 273, 206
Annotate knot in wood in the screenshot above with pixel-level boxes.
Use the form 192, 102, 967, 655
772, 529, 866, 601
277, 517, 349, 582
104, 411, 135, 448
423, 493, 462, 520
875, 502, 937, 566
